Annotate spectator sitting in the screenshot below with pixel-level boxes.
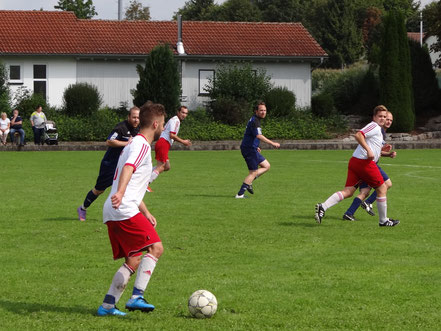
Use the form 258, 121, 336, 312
9, 109, 25, 146
30, 105, 47, 145
0, 112, 10, 146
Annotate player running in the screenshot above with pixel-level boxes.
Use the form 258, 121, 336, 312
97, 101, 166, 317
342, 111, 396, 221
235, 101, 280, 198
315, 105, 399, 227
148, 106, 192, 189
77, 107, 140, 221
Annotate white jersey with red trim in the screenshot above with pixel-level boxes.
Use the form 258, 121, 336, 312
352, 121, 384, 163
159, 115, 180, 145
103, 134, 152, 222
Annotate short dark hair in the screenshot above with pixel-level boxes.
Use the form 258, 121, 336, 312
139, 101, 166, 128
178, 105, 188, 112
373, 105, 388, 116
128, 106, 140, 116
35, 105, 42, 109
254, 101, 266, 112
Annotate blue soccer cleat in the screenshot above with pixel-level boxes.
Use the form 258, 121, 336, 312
97, 305, 127, 316
125, 296, 155, 312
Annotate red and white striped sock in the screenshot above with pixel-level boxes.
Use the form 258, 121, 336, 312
322, 191, 344, 211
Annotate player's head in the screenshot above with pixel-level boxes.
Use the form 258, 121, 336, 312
384, 111, 393, 129
127, 106, 140, 128
372, 105, 387, 126
177, 106, 189, 121
254, 101, 267, 119
139, 101, 166, 140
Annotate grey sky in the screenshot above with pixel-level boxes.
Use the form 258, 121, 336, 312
0, 0, 435, 21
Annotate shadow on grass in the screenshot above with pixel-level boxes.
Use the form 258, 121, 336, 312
0, 299, 95, 316
185, 194, 237, 198
277, 214, 344, 227
42, 217, 99, 222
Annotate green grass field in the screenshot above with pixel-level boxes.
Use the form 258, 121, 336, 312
1, 149, 441, 330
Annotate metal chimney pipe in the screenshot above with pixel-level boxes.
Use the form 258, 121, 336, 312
177, 15, 185, 55
118, 0, 123, 21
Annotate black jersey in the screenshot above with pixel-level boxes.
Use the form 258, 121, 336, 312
102, 120, 139, 164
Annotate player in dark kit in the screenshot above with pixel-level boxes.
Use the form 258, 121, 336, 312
235, 101, 280, 198
77, 107, 140, 221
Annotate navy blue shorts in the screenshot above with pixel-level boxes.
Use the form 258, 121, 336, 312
95, 160, 117, 191
241, 148, 266, 171
359, 164, 389, 190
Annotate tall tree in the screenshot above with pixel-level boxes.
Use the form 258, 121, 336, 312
54, 0, 97, 19
0, 62, 11, 113
125, 0, 150, 21
132, 44, 181, 114
175, 0, 218, 21
379, 10, 414, 131
256, 0, 302, 22
216, 0, 262, 22
315, 0, 363, 68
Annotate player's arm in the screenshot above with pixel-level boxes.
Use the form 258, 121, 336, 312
111, 165, 134, 209
355, 131, 374, 160
170, 133, 192, 146
256, 134, 280, 149
106, 138, 131, 148
139, 200, 157, 227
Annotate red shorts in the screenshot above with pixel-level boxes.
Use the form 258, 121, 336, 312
345, 157, 384, 188
106, 213, 161, 260
154, 138, 170, 163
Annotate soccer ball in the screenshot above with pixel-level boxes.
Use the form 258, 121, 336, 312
188, 290, 217, 318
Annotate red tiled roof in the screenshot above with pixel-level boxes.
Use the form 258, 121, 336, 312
0, 10, 327, 58
408, 32, 426, 43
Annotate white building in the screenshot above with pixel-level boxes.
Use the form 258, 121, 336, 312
0, 10, 327, 110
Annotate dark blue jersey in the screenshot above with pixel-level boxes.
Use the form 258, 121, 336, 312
240, 115, 262, 150
102, 120, 139, 164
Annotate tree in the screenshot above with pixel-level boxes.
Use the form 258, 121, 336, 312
132, 44, 181, 115
256, 0, 302, 22
125, 0, 150, 21
424, 1, 441, 68
175, 0, 218, 21
216, 0, 262, 22
315, 0, 363, 68
54, 0, 97, 19
0, 62, 11, 113
408, 39, 441, 117
379, 10, 414, 131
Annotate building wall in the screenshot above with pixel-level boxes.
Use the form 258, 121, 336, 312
180, 60, 312, 110
76, 59, 143, 108
2, 56, 76, 108
426, 36, 441, 68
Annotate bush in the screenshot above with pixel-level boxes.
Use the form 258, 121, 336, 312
63, 83, 102, 117
209, 97, 252, 126
0, 62, 11, 113
311, 93, 335, 117
13, 89, 48, 119
264, 87, 296, 117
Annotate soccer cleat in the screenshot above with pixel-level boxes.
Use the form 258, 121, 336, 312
146, 186, 153, 193
97, 305, 127, 317
246, 184, 254, 194
125, 296, 155, 312
342, 213, 357, 221
235, 194, 246, 199
379, 219, 400, 227
315, 203, 325, 224
361, 201, 375, 216
77, 206, 86, 221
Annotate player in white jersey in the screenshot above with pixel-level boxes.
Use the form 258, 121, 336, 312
314, 105, 399, 227
148, 106, 192, 189
97, 101, 166, 317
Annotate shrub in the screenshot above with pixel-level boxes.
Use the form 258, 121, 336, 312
264, 87, 296, 117
63, 83, 102, 116
311, 93, 335, 117
0, 61, 11, 113
13, 88, 48, 119
209, 97, 252, 126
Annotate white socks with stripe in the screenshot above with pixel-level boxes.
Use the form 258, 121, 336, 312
149, 167, 159, 183
131, 254, 158, 299
103, 263, 134, 309
376, 196, 388, 223
322, 191, 344, 211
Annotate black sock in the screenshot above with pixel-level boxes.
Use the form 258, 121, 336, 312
83, 190, 99, 208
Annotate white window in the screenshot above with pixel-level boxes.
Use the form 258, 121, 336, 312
199, 70, 214, 96
8, 64, 23, 84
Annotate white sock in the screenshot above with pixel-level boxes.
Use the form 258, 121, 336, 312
322, 191, 344, 211
149, 168, 159, 183
132, 254, 158, 299
376, 197, 388, 223
103, 263, 134, 309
